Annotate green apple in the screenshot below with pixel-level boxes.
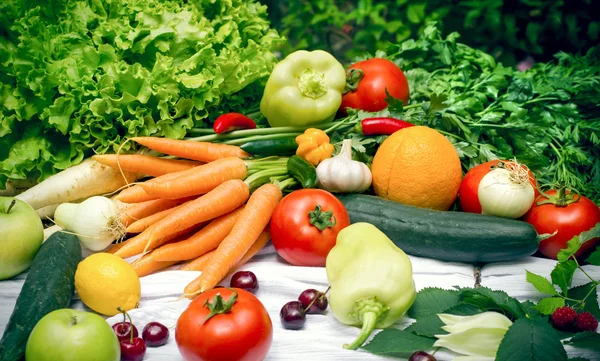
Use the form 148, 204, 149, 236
0, 197, 44, 280
25, 309, 120, 361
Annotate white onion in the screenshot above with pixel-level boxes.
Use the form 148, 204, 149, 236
54, 196, 125, 251
478, 167, 534, 219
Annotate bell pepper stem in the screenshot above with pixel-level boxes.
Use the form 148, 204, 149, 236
343, 311, 379, 350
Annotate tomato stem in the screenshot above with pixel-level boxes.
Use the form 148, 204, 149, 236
308, 205, 337, 231
202, 291, 238, 324
536, 186, 581, 207
343, 68, 364, 93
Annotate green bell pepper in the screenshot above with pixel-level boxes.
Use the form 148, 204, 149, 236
326, 222, 417, 350
260, 50, 346, 127
287, 155, 317, 188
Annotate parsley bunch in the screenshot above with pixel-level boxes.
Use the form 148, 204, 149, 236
387, 23, 600, 203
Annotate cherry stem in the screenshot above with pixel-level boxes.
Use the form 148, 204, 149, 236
118, 307, 134, 344
5, 199, 16, 214
303, 286, 331, 313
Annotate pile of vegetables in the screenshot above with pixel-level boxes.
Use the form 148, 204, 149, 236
0, 0, 282, 188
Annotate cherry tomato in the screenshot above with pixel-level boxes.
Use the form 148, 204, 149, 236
459, 160, 539, 214
524, 189, 600, 260
270, 189, 350, 266
175, 288, 272, 361
340, 58, 410, 113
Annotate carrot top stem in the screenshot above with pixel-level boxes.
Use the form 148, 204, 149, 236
244, 167, 289, 189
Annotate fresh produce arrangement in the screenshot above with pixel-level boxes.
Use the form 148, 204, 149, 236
1, 2, 599, 360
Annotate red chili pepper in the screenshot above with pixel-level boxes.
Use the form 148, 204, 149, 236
213, 112, 257, 134
361, 117, 414, 136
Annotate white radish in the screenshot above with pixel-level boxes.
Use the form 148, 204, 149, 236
15, 158, 139, 210
54, 196, 125, 251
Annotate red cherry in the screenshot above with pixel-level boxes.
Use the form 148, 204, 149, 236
120, 337, 146, 361
142, 322, 170, 347
112, 322, 138, 342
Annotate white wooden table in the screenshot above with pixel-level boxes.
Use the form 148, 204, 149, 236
2, 243, 599, 361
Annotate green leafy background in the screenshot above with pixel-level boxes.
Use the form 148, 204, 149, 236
261, 0, 600, 66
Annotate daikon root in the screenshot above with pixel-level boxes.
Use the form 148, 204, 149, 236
15, 158, 140, 210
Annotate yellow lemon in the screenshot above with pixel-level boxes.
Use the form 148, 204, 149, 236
75, 253, 141, 316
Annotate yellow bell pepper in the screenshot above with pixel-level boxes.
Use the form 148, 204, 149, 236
295, 128, 334, 166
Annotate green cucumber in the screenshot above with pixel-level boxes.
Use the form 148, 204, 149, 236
337, 194, 539, 263
241, 138, 298, 156
0, 232, 81, 361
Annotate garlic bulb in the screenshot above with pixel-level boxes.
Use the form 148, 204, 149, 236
316, 139, 372, 193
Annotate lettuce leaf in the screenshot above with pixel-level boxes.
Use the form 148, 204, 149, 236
0, 0, 283, 186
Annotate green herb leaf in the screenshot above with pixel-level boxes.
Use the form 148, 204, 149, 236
458, 287, 525, 319
404, 303, 481, 338
527, 270, 559, 295
407, 288, 460, 319
563, 332, 600, 351
565, 282, 600, 318
496, 318, 568, 361
586, 248, 600, 266
551, 260, 578, 294
535, 297, 566, 315
362, 329, 435, 356
557, 223, 600, 262
521, 300, 544, 319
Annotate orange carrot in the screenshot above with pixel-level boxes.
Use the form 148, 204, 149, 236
235, 230, 271, 268
131, 137, 249, 162
116, 166, 202, 203
117, 185, 158, 204
194, 183, 281, 293
105, 241, 128, 254
139, 157, 248, 199
131, 251, 179, 277
114, 223, 203, 259
120, 197, 190, 226
126, 202, 189, 234
182, 230, 270, 297
153, 206, 245, 262
92, 154, 202, 177
180, 249, 216, 272
143, 179, 250, 253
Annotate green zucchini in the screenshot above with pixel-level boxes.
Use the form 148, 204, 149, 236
337, 194, 539, 263
0, 232, 81, 361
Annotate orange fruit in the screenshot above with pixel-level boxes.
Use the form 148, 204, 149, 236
371, 126, 462, 211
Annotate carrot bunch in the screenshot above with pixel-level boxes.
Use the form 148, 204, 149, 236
98, 137, 293, 297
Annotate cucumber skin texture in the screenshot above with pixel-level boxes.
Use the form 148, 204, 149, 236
241, 138, 298, 156
337, 194, 539, 263
0, 232, 82, 361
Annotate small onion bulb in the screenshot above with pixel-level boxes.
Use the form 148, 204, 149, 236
478, 166, 535, 219
54, 196, 125, 251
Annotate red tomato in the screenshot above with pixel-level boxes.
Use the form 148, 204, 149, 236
270, 189, 350, 266
175, 288, 273, 361
340, 58, 410, 113
459, 160, 539, 214
524, 190, 600, 260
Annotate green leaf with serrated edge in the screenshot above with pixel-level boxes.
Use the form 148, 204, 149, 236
563, 332, 600, 351
551, 260, 578, 294
361, 329, 435, 356
535, 297, 565, 315
496, 318, 568, 361
521, 300, 543, 319
558, 223, 600, 262
404, 303, 481, 338
527, 270, 559, 295
407, 288, 460, 319
458, 287, 525, 319
565, 282, 600, 319
585, 248, 600, 266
